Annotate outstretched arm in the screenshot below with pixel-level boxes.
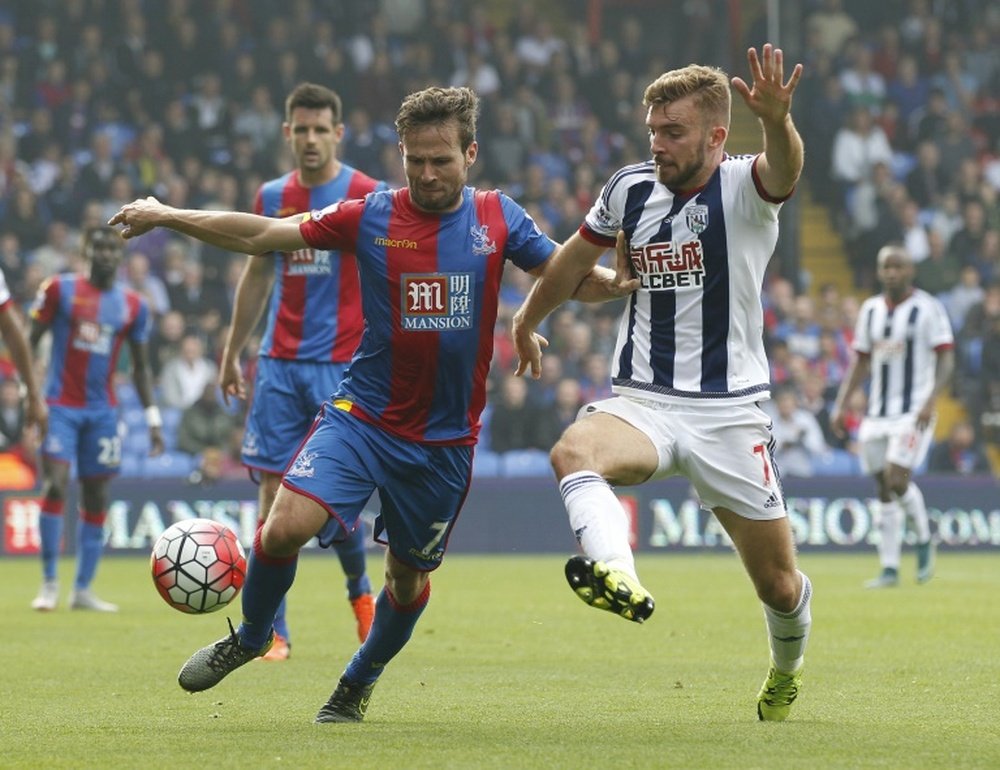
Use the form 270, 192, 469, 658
731, 44, 804, 199
513, 230, 608, 378
109, 197, 308, 255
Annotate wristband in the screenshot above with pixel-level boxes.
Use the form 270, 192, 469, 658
145, 405, 163, 429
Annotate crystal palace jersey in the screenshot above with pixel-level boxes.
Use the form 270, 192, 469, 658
852, 288, 954, 419
30, 274, 150, 407
256, 165, 386, 362
581, 155, 787, 405
299, 186, 556, 444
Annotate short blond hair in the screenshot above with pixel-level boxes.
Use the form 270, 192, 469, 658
643, 64, 731, 128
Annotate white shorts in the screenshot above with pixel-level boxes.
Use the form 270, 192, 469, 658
581, 396, 787, 520
857, 413, 935, 475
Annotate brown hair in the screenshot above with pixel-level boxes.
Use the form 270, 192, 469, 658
285, 82, 343, 123
643, 64, 731, 128
395, 86, 479, 150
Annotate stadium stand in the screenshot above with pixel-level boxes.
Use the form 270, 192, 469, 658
0, 0, 996, 485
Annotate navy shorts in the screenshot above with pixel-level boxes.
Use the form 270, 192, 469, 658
241, 357, 348, 474
43, 404, 122, 478
282, 402, 474, 571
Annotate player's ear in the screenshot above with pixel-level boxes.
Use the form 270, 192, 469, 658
465, 140, 478, 167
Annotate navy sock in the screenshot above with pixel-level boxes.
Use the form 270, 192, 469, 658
38, 507, 63, 581
344, 582, 430, 686
333, 525, 371, 599
272, 595, 290, 642
74, 512, 105, 589
238, 529, 297, 650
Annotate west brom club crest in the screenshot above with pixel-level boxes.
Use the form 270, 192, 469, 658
685, 204, 709, 234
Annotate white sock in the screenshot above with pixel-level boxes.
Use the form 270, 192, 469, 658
763, 571, 812, 674
876, 500, 903, 570
560, 471, 635, 577
898, 483, 930, 543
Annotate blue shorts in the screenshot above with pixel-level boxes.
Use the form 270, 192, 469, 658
282, 403, 474, 571
241, 357, 348, 474
43, 404, 122, 478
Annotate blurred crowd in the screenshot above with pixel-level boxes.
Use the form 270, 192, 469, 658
0, 0, 997, 486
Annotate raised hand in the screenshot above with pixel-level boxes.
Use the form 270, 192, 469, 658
730, 44, 802, 124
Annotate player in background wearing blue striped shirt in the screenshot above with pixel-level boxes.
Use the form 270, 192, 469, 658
221, 83, 386, 660
110, 86, 633, 723
28, 227, 164, 612
831, 244, 955, 588
513, 45, 812, 721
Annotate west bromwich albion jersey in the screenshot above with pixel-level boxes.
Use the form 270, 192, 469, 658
852, 288, 954, 419
0, 267, 11, 311
299, 186, 556, 444
30, 274, 150, 407
581, 155, 787, 405
257, 165, 386, 362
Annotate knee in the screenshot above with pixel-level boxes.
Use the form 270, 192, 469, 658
259, 514, 308, 558
759, 569, 802, 613
42, 473, 67, 501
385, 564, 428, 605
550, 430, 589, 478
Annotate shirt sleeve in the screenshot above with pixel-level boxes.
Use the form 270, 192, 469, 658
29, 276, 60, 324
0, 268, 10, 309
299, 198, 366, 252
927, 296, 955, 348
499, 193, 557, 271
852, 301, 873, 354
130, 295, 152, 344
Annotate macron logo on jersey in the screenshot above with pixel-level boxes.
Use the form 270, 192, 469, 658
401, 272, 474, 331
630, 240, 706, 291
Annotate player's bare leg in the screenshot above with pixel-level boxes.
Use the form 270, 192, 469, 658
716, 509, 812, 721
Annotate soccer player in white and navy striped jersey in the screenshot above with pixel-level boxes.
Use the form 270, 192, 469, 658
513, 45, 812, 721
831, 244, 955, 588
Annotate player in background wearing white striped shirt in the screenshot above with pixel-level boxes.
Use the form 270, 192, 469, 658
513, 45, 811, 721
831, 245, 955, 588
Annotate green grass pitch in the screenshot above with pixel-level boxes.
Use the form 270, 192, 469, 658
5, 551, 999, 769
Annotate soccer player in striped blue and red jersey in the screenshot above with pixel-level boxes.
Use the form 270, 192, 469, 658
111, 85, 633, 722
219, 83, 387, 659
28, 226, 164, 612
512, 46, 813, 722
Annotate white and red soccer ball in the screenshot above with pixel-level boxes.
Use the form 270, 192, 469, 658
150, 518, 247, 614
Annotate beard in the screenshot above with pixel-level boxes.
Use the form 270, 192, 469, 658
654, 144, 707, 191
410, 185, 463, 212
